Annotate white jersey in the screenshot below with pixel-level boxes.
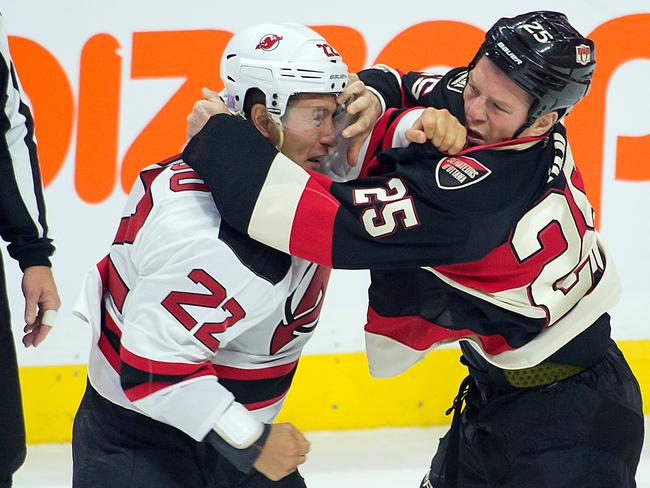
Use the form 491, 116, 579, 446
74, 157, 330, 442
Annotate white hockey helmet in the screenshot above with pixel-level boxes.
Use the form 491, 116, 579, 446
220, 23, 349, 119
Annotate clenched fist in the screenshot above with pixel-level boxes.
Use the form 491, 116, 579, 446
186, 87, 231, 141
253, 423, 310, 481
406, 107, 467, 155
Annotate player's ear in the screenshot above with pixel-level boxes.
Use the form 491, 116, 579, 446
251, 103, 282, 147
528, 111, 559, 136
251, 103, 274, 138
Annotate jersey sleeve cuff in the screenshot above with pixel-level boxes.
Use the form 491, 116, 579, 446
212, 401, 264, 449
205, 420, 270, 473
390, 108, 425, 149
8, 238, 55, 271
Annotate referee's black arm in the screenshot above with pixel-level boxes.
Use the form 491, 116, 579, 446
0, 14, 54, 270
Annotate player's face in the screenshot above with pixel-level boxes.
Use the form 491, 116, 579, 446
463, 56, 532, 145
280, 94, 338, 171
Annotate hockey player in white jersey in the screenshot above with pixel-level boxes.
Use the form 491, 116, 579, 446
72, 24, 349, 488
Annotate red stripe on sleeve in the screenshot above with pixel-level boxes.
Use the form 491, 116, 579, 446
213, 360, 298, 380
103, 310, 122, 338
107, 257, 130, 313
98, 332, 121, 373
381, 107, 424, 152
96, 255, 109, 294
244, 392, 288, 411
98, 311, 122, 373
365, 307, 513, 356
120, 346, 217, 377
123, 367, 216, 402
123, 381, 175, 402
288, 175, 338, 268
357, 108, 399, 178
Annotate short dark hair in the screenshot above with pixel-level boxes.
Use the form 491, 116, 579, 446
243, 87, 266, 119
243, 89, 307, 120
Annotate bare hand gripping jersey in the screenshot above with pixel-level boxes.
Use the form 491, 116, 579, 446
74, 158, 330, 442
182, 67, 620, 377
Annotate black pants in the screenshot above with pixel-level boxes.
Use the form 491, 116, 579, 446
0, 258, 26, 488
72, 382, 307, 488
421, 342, 644, 488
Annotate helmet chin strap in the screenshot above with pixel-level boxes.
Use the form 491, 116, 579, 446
512, 118, 534, 139
269, 112, 285, 151
513, 108, 564, 139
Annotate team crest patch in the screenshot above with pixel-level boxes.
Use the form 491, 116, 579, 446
446, 70, 468, 93
435, 156, 491, 190
256, 34, 283, 51
575, 44, 591, 65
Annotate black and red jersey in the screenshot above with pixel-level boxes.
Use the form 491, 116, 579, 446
182, 67, 620, 377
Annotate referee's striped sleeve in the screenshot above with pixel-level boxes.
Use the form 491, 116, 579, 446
0, 14, 54, 269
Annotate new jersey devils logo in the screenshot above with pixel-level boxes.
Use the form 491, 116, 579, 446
256, 34, 283, 51
270, 265, 331, 355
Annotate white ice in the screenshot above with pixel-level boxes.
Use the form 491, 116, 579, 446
13, 419, 650, 487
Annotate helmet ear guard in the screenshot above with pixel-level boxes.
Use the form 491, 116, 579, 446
220, 23, 349, 120
470, 11, 595, 128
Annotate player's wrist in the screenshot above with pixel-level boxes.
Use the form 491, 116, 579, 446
205, 407, 270, 473
365, 86, 386, 117
212, 401, 264, 449
393, 108, 426, 147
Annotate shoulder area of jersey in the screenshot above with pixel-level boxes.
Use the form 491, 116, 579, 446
132, 156, 211, 199
431, 138, 544, 191
408, 68, 467, 101
381, 145, 493, 192
444, 68, 469, 94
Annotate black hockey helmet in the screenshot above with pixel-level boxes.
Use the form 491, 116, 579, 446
471, 11, 595, 125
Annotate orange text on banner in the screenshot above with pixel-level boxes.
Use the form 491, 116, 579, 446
8, 15, 650, 217
9, 36, 74, 186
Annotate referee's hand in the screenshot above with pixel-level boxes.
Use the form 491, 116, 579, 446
22, 265, 60, 347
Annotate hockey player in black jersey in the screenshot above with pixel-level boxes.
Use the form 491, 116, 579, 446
183, 11, 644, 488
